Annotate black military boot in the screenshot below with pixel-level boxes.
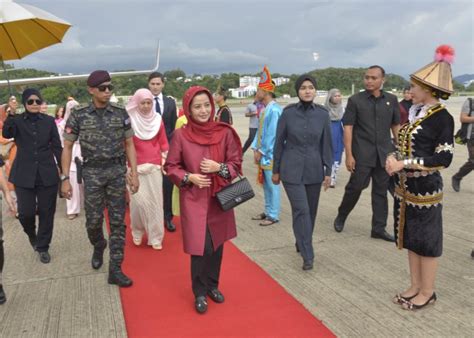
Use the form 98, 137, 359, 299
108, 265, 133, 287
91, 240, 107, 270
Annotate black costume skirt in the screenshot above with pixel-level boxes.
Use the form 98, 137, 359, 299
393, 172, 443, 257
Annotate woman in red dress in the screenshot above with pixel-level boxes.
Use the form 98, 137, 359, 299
165, 86, 242, 314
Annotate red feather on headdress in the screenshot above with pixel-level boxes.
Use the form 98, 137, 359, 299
434, 45, 455, 64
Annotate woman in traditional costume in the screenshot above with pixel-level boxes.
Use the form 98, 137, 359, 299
386, 45, 455, 310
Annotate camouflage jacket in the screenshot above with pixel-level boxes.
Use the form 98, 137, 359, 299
63, 102, 134, 161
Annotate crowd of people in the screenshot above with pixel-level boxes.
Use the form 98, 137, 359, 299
0, 45, 472, 314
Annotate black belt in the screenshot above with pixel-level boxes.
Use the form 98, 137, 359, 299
83, 156, 125, 168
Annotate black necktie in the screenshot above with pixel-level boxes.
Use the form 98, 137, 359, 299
155, 97, 161, 115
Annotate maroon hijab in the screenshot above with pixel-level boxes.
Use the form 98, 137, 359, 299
181, 86, 242, 195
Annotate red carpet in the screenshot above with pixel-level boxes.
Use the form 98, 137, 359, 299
116, 214, 334, 338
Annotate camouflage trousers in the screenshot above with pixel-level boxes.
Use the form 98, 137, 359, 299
83, 164, 127, 268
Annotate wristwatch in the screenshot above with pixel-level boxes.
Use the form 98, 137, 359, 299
60, 174, 70, 182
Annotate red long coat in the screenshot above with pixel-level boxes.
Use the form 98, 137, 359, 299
164, 128, 242, 256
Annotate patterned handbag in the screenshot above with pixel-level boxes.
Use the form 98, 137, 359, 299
216, 175, 255, 211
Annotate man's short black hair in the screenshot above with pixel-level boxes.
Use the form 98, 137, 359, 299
368, 65, 386, 77
148, 72, 165, 82
403, 86, 411, 92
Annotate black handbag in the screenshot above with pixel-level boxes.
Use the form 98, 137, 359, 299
216, 175, 255, 211
455, 98, 472, 145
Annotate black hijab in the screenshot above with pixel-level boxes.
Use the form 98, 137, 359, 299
21, 88, 43, 120
295, 74, 317, 109
22, 88, 43, 107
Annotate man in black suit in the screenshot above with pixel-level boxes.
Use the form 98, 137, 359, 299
333, 66, 400, 242
148, 72, 178, 232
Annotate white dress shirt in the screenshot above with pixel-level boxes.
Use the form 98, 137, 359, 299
153, 93, 164, 114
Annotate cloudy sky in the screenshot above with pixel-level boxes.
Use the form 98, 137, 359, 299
11, 0, 474, 77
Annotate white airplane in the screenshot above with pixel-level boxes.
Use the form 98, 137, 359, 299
0, 42, 161, 88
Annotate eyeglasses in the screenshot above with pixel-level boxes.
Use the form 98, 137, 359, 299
26, 99, 43, 105
96, 84, 114, 92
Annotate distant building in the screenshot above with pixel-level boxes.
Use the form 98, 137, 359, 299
230, 85, 257, 98
109, 94, 119, 103
273, 77, 290, 86
240, 76, 260, 88
464, 79, 474, 87
239, 75, 290, 88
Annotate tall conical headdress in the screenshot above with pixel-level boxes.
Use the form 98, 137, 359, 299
410, 45, 455, 98
258, 65, 275, 93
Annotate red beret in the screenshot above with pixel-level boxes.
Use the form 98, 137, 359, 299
87, 70, 111, 87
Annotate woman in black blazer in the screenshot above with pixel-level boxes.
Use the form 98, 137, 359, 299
272, 74, 333, 270
3, 88, 63, 264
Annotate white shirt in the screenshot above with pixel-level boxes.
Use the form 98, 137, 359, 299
153, 93, 164, 114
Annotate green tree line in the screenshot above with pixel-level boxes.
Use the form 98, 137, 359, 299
0, 66, 468, 106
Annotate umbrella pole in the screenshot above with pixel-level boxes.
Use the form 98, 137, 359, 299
0, 54, 13, 97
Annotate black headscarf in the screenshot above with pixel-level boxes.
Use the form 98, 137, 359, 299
295, 74, 317, 108
21, 88, 43, 118
22, 88, 43, 106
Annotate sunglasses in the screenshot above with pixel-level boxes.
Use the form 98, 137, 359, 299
26, 99, 43, 105
96, 84, 114, 92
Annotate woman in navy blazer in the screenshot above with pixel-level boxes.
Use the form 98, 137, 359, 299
273, 74, 333, 270
3, 88, 62, 264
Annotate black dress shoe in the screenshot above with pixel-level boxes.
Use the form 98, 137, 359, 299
371, 230, 395, 242
38, 251, 51, 264
207, 288, 225, 303
165, 219, 176, 232
0, 285, 6, 304
334, 214, 346, 233
108, 268, 133, 287
451, 176, 461, 192
302, 260, 313, 271
195, 296, 208, 314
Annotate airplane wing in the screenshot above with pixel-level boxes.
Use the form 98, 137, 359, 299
0, 42, 160, 88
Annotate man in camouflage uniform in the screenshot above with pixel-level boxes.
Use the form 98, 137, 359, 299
61, 70, 139, 287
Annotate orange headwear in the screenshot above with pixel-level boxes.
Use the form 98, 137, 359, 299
258, 65, 275, 93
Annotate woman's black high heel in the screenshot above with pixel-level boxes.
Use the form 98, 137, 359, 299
392, 292, 418, 305
402, 292, 437, 310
